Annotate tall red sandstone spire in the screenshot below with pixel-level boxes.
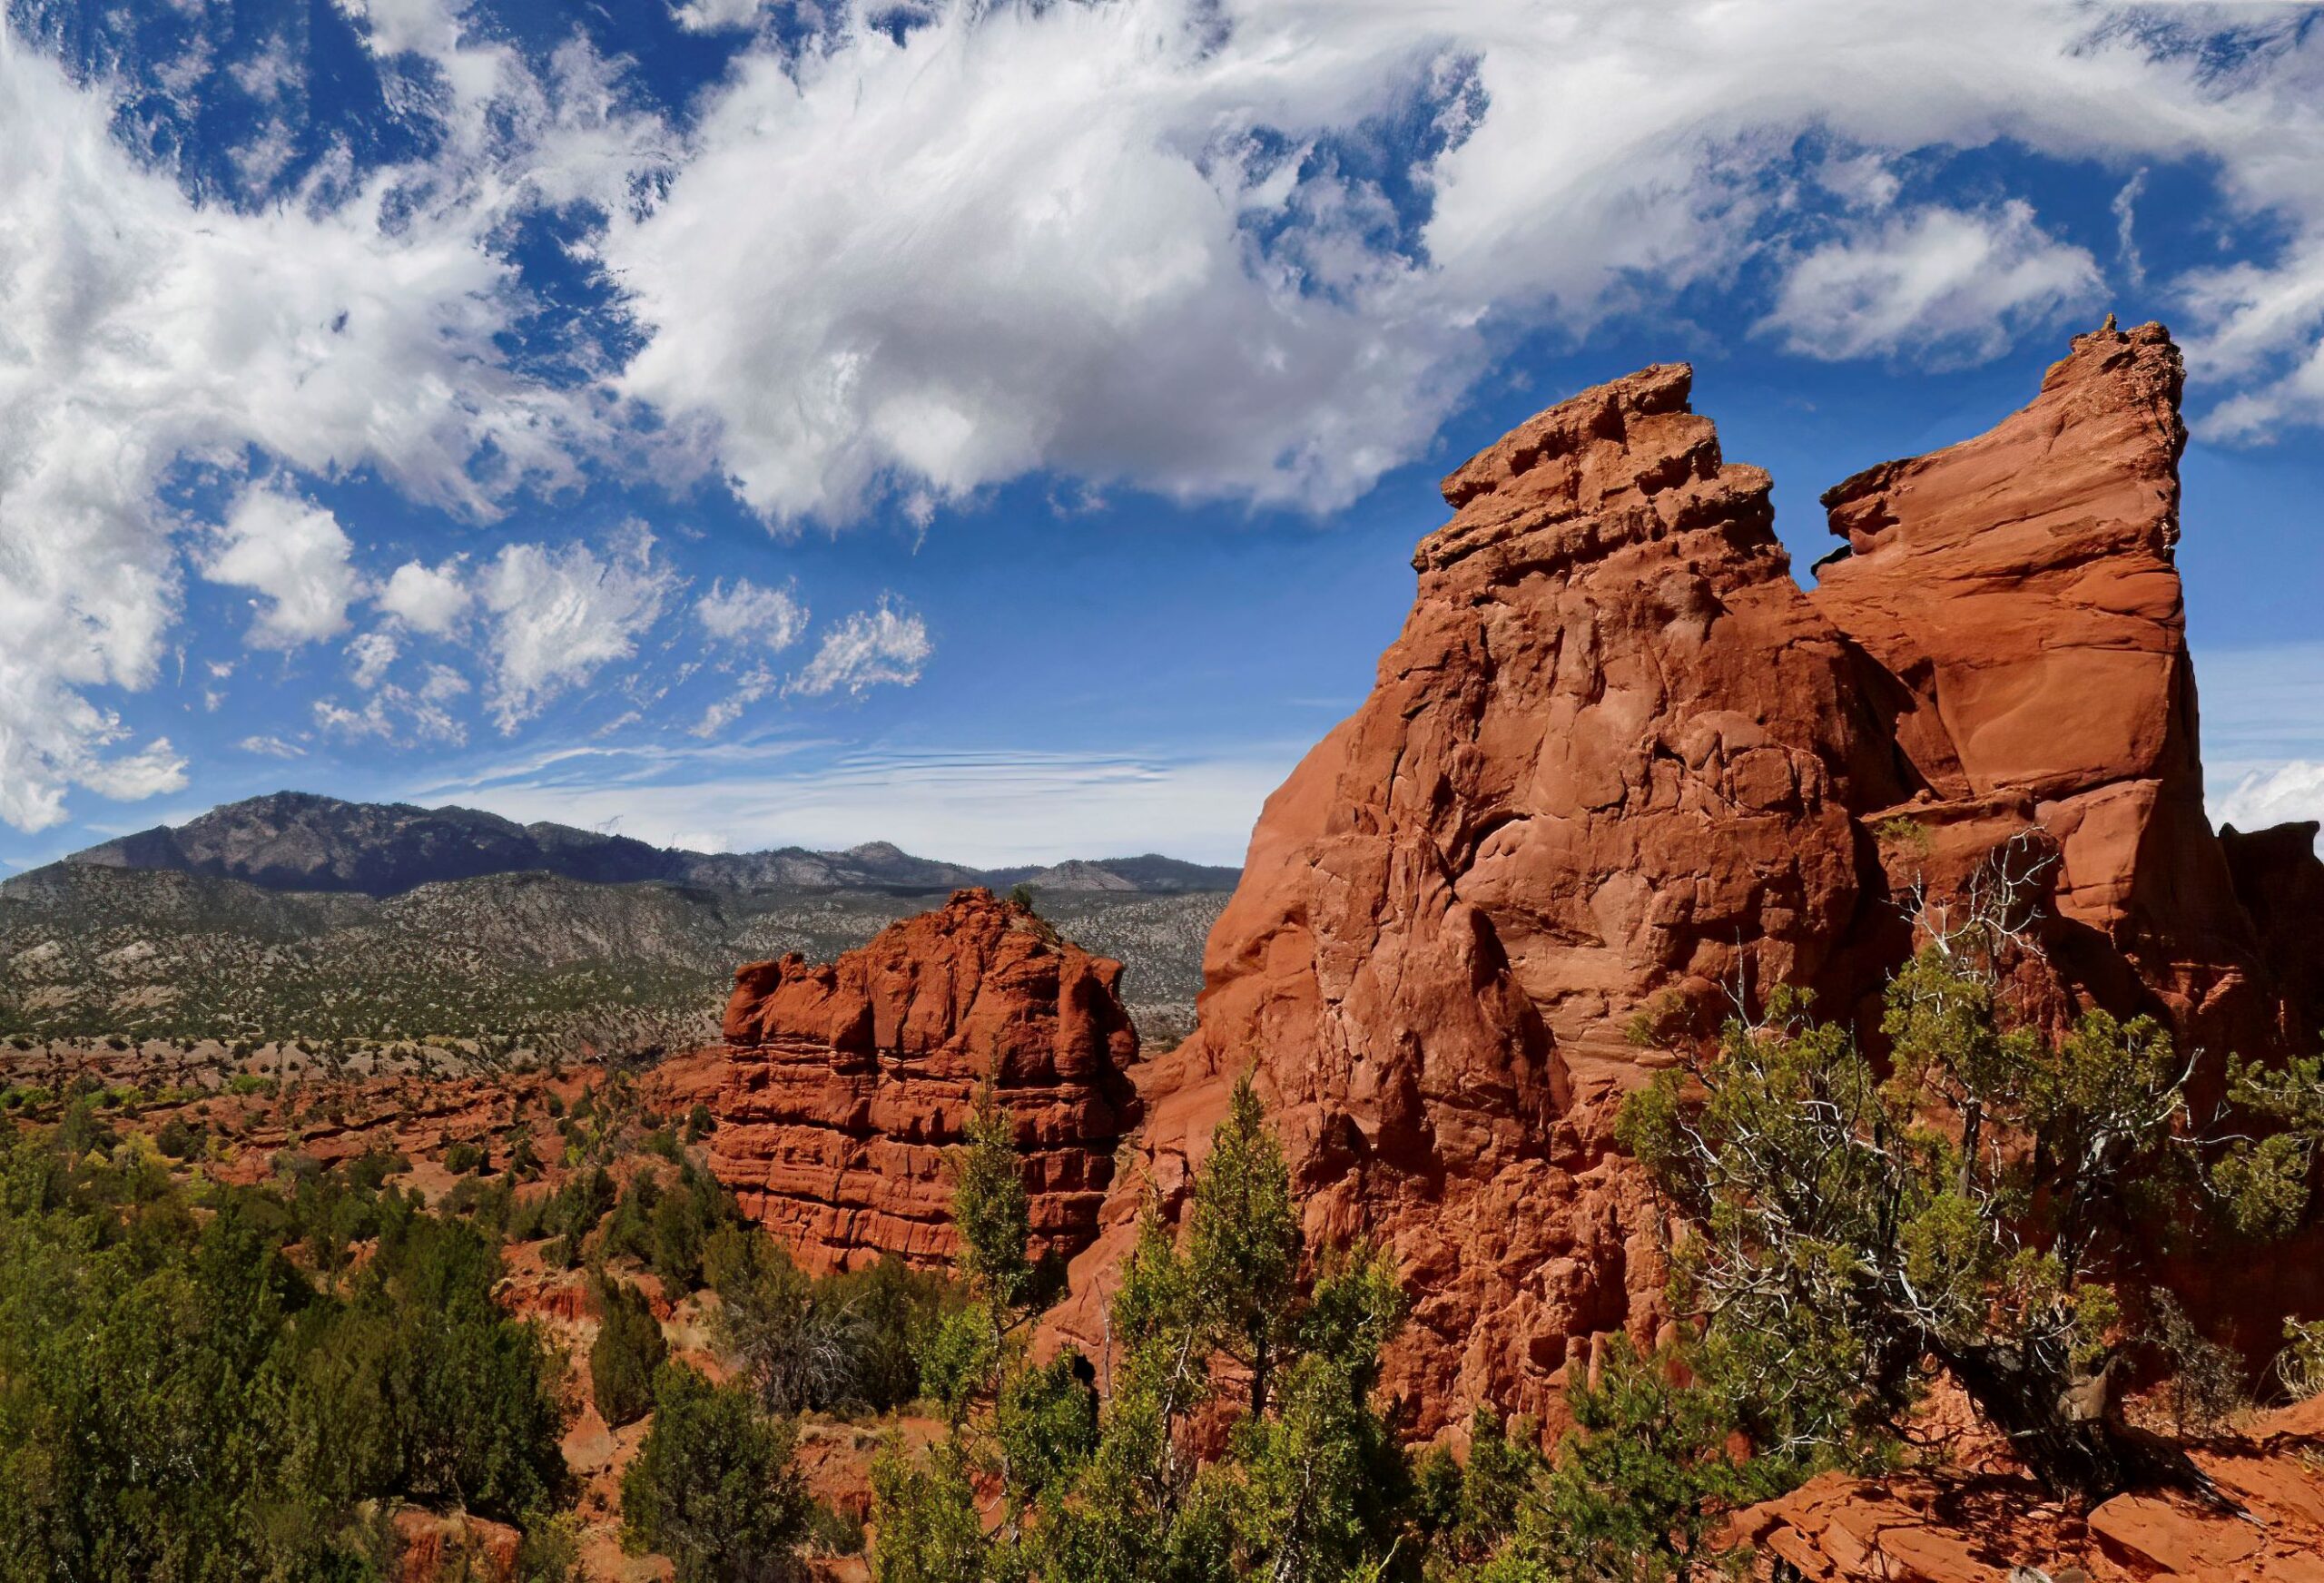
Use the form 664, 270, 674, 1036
1811, 321, 2270, 1048
1055, 324, 2317, 1432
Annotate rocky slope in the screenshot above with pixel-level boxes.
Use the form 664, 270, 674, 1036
66, 790, 1236, 899
1053, 322, 2320, 1436
1735, 1394, 2324, 1581
677, 890, 1136, 1271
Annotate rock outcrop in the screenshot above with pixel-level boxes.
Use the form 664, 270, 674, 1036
2221, 821, 2324, 1044
1810, 320, 2283, 1062
1057, 323, 2319, 1437
703, 890, 1136, 1272
1733, 1394, 2324, 1581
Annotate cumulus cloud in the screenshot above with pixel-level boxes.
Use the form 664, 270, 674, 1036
348, 631, 400, 689
479, 528, 678, 731
0, 14, 655, 828
790, 601, 933, 698
603, 1, 1477, 522
2214, 762, 2324, 847
202, 486, 367, 651
669, 0, 770, 32
74, 738, 192, 803
697, 577, 809, 650
1758, 202, 2102, 366
600, 1, 2324, 528
18, 0, 2324, 832
378, 559, 475, 634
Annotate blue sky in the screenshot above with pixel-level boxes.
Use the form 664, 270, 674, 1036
3, 0, 2322, 870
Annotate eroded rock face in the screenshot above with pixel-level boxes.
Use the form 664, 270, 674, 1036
704, 889, 1136, 1272
1812, 321, 2280, 1060
1055, 325, 2317, 1438
1061, 361, 1904, 1431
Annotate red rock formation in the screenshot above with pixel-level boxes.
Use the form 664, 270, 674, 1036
392, 1509, 520, 1583
1063, 360, 1903, 1431
1056, 325, 2317, 1437
1811, 320, 2282, 1059
2221, 821, 2324, 1042
1733, 1393, 2324, 1581
704, 890, 1135, 1272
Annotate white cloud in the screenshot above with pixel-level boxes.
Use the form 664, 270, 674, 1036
236, 734, 307, 759
790, 601, 933, 698
2215, 762, 2324, 842
74, 738, 191, 803
670, 0, 771, 32
202, 486, 367, 651
348, 630, 400, 689
599, 1, 2324, 526
604, 1, 1479, 522
478, 527, 678, 731
421, 743, 1305, 867
1758, 202, 2102, 366
419, 664, 470, 704
693, 664, 776, 738
696, 576, 809, 650
378, 558, 475, 634
0, 14, 659, 829
2195, 642, 2324, 857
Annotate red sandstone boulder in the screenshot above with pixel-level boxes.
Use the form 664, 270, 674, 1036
705, 889, 1135, 1272
1730, 1394, 2324, 1581
1055, 325, 2318, 1438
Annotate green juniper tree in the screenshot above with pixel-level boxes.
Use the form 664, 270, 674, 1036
591, 1273, 668, 1428
1458, 1338, 1768, 1583
621, 1362, 813, 1583
1616, 860, 2237, 1507
872, 1073, 1414, 1583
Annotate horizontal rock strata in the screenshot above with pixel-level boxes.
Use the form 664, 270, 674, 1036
702, 889, 1135, 1272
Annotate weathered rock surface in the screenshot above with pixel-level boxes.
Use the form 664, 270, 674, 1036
702, 890, 1136, 1272
1055, 324, 2319, 1437
1732, 1394, 2324, 1581
2222, 821, 2324, 1043
1811, 320, 2283, 1061
1062, 359, 1904, 1431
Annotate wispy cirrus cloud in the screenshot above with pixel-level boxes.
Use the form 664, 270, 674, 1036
419, 741, 1305, 866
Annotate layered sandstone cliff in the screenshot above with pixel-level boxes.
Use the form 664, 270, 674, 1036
1056, 323, 2319, 1435
702, 889, 1135, 1272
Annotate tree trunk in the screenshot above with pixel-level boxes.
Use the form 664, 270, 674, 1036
1941, 1342, 2199, 1509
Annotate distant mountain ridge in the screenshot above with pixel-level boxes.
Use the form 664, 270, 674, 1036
64, 792, 1239, 899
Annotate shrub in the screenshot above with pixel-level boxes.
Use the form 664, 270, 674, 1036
591, 1274, 667, 1429
154, 1115, 201, 1159
2145, 1292, 2246, 1436
622, 1363, 812, 1583
1618, 881, 2252, 1506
